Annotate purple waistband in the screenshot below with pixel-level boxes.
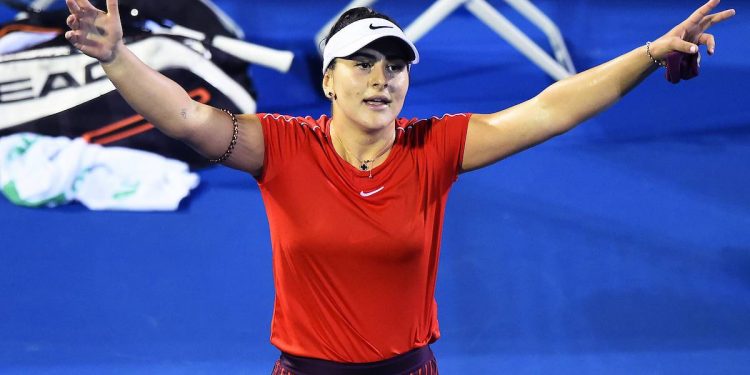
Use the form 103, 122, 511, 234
279, 346, 434, 375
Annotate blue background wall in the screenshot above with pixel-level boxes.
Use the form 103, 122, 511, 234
1, 0, 749, 373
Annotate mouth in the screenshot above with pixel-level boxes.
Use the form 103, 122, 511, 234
363, 95, 392, 108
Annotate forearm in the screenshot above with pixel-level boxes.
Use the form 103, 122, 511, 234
538, 45, 659, 134
101, 42, 204, 140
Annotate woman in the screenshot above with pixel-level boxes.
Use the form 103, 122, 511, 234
64, 0, 734, 373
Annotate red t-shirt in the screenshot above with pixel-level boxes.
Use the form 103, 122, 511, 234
256, 112, 470, 363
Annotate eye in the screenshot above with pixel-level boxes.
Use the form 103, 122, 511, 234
355, 61, 373, 69
387, 62, 407, 72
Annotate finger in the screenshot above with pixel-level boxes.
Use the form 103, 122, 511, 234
66, 29, 99, 50
66, 14, 81, 30
82, 31, 108, 45
671, 38, 699, 54
76, 0, 104, 16
77, 0, 96, 10
687, 0, 720, 24
699, 33, 716, 55
700, 9, 737, 30
65, 29, 83, 48
106, 0, 119, 18
65, 0, 82, 15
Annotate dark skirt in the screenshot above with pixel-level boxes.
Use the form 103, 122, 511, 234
271, 346, 438, 375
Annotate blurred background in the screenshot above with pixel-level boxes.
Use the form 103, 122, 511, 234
1, 0, 749, 373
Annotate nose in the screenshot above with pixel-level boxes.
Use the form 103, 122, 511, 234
369, 61, 388, 89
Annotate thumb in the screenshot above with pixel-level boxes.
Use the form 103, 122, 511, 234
106, 0, 119, 18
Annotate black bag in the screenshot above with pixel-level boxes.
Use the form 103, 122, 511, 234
0, 0, 257, 168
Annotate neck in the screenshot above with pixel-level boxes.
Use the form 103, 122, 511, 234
330, 118, 395, 168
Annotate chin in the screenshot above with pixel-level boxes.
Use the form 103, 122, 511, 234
360, 113, 398, 130
361, 105, 402, 127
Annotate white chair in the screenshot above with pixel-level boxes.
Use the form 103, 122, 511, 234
315, 0, 576, 80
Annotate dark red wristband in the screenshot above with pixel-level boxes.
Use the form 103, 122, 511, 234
665, 51, 700, 84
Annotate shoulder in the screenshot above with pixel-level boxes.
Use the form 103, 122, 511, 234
256, 113, 329, 138
257, 113, 325, 128
396, 113, 472, 137
398, 113, 471, 128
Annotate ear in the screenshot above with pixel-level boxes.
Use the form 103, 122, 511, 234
322, 69, 334, 98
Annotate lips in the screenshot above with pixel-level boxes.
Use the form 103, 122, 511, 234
363, 95, 392, 106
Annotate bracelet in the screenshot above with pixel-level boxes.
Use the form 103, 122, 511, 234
646, 41, 666, 67
209, 109, 239, 163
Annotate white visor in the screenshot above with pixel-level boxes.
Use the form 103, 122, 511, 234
322, 18, 420, 73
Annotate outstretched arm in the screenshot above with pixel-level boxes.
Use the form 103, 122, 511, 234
64, 0, 264, 175
461, 0, 735, 172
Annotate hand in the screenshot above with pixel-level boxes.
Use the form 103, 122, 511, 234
64, 0, 123, 63
650, 0, 735, 60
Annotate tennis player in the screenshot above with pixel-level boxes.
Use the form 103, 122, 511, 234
64, 0, 735, 373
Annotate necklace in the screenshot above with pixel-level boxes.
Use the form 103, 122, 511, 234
331, 125, 395, 178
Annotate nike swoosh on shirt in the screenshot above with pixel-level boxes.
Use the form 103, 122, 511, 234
369, 24, 394, 30
360, 186, 385, 197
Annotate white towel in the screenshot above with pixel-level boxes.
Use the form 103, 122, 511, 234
0, 133, 199, 211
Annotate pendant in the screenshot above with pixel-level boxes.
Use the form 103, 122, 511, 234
360, 164, 369, 171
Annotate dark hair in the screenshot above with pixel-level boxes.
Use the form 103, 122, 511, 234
322, 7, 401, 71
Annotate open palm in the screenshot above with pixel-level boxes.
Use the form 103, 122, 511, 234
64, 0, 122, 62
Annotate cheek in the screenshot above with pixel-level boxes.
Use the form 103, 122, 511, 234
391, 74, 409, 96
389, 88, 408, 108
345, 79, 368, 98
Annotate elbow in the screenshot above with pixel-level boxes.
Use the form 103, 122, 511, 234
160, 101, 204, 141
532, 93, 572, 138
166, 121, 193, 141
535, 86, 591, 136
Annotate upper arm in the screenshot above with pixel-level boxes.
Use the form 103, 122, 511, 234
180, 102, 265, 176
461, 95, 560, 172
